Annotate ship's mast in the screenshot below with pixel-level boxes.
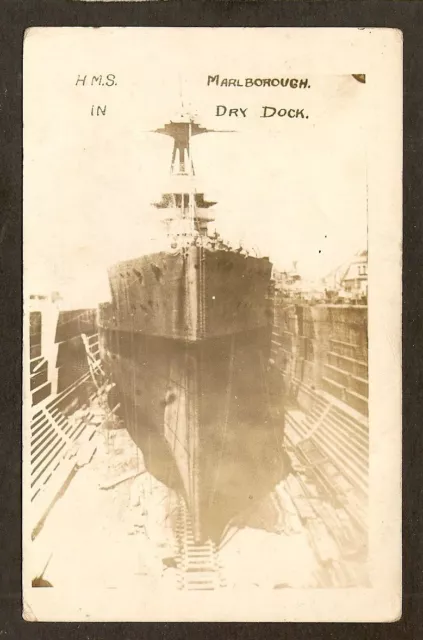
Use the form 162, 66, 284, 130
153, 116, 216, 241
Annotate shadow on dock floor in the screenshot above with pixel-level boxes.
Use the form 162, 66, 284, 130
29, 419, 368, 591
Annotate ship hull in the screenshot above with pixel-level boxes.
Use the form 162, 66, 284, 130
102, 246, 273, 340
99, 246, 286, 541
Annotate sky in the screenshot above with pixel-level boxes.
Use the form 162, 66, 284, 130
24, 28, 368, 308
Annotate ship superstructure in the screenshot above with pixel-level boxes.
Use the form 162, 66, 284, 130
98, 115, 285, 541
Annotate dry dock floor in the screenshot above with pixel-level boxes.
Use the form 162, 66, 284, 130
29, 419, 366, 592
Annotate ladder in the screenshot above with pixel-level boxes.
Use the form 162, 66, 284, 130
81, 333, 121, 429
175, 499, 225, 591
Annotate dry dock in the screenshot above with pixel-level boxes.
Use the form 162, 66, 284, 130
29, 397, 368, 592
27, 301, 369, 593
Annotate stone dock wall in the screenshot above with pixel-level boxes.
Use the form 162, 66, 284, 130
271, 299, 368, 416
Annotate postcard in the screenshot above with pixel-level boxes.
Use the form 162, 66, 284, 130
23, 27, 402, 622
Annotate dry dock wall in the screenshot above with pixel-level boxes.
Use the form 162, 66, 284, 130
29, 308, 97, 406
272, 301, 368, 416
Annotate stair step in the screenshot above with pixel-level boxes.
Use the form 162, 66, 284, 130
312, 430, 368, 495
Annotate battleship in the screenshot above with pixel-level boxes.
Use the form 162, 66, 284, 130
97, 116, 287, 542
26, 119, 370, 591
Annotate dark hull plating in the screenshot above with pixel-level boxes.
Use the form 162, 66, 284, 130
99, 247, 285, 541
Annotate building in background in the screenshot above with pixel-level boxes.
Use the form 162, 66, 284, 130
339, 250, 368, 303
274, 250, 368, 305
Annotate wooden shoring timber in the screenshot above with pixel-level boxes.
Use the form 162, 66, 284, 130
29, 403, 90, 530
28, 333, 105, 534
285, 381, 368, 502
30, 456, 77, 541
283, 443, 368, 587
29, 385, 100, 535
32, 369, 90, 414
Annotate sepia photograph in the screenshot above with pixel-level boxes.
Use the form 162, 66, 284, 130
22, 27, 402, 622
